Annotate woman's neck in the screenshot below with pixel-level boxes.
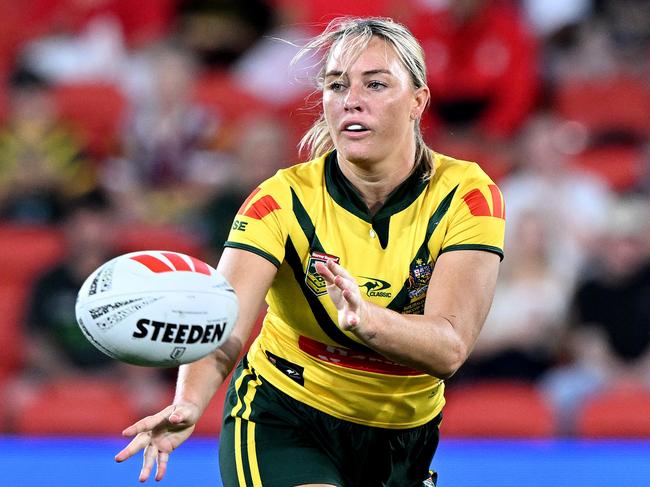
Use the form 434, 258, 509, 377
336, 153, 416, 216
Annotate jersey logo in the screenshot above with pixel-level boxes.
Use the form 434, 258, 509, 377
403, 259, 433, 315
129, 252, 211, 275
358, 276, 392, 298
237, 187, 281, 220
461, 184, 505, 219
305, 250, 340, 296
407, 259, 432, 299
265, 351, 304, 386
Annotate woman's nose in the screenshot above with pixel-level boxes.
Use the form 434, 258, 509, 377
343, 85, 363, 111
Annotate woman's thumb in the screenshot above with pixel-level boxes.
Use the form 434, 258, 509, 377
168, 406, 186, 424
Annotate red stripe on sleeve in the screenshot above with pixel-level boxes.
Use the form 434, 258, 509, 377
243, 195, 281, 220
462, 188, 491, 217
162, 252, 192, 271
237, 187, 261, 215
130, 254, 174, 273
489, 184, 504, 219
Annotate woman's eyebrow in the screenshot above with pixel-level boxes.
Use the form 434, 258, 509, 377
324, 68, 393, 78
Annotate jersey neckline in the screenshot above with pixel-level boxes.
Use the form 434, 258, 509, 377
323, 150, 429, 224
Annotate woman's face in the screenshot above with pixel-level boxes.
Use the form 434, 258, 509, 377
322, 36, 428, 169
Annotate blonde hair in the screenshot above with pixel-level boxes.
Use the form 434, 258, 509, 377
293, 17, 434, 178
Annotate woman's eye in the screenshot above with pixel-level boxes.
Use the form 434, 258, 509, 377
328, 82, 345, 92
368, 81, 386, 90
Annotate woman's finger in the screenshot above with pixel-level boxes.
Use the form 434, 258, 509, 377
114, 431, 152, 463
139, 443, 158, 482
327, 259, 354, 280
315, 261, 335, 284
155, 451, 170, 481
122, 406, 175, 437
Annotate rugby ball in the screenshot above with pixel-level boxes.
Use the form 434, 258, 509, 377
75, 250, 238, 367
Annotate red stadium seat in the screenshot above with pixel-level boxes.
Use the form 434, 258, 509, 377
14, 378, 139, 435
193, 70, 272, 128
0, 225, 65, 378
554, 76, 650, 137
53, 82, 128, 158
0, 224, 66, 287
441, 381, 555, 438
0, 372, 11, 432
0, 284, 29, 375
570, 144, 643, 193
576, 385, 650, 438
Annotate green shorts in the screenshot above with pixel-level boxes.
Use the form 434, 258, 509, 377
219, 355, 441, 487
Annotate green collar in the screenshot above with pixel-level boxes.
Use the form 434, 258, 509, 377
324, 150, 429, 223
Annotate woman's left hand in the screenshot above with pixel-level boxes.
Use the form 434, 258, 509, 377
315, 259, 367, 332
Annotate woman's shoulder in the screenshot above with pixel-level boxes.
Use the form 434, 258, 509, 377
431, 151, 495, 187
265, 154, 327, 188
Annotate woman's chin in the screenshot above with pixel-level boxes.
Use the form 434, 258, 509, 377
336, 147, 377, 167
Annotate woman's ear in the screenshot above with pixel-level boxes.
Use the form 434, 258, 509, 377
412, 85, 430, 120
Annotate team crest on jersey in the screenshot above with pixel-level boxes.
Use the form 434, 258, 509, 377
403, 259, 433, 314
305, 250, 340, 296
408, 259, 433, 299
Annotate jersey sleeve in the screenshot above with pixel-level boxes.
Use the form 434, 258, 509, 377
439, 163, 506, 259
224, 175, 291, 268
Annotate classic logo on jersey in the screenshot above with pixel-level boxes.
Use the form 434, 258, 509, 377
358, 276, 392, 298
461, 184, 505, 219
305, 250, 340, 296
129, 252, 211, 275
237, 187, 281, 220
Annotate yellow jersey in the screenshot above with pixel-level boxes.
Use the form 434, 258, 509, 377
225, 150, 505, 429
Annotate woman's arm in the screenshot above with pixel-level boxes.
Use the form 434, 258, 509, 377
115, 248, 277, 481
316, 250, 500, 378
173, 247, 277, 413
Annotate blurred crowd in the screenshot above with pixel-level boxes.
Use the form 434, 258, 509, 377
0, 0, 648, 437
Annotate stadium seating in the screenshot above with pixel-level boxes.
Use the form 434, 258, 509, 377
554, 76, 650, 138
52, 82, 128, 158
0, 225, 65, 375
576, 385, 650, 438
0, 224, 66, 287
14, 377, 139, 435
570, 144, 643, 192
0, 372, 10, 431
0, 284, 29, 376
193, 70, 271, 129
441, 380, 555, 438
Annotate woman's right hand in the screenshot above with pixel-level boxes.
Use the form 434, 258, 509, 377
114, 402, 201, 482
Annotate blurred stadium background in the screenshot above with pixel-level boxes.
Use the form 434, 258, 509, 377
0, 0, 648, 485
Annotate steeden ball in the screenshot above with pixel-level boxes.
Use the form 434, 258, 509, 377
75, 250, 238, 367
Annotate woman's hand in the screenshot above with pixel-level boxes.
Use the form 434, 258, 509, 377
315, 259, 367, 332
114, 402, 200, 482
